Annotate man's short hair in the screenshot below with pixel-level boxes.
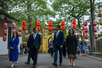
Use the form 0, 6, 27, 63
33, 27, 36, 30
56, 25, 60, 30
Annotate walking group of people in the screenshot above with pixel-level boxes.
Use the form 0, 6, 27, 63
20, 42, 28, 55
78, 41, 88, 56
9, 25, 83, 68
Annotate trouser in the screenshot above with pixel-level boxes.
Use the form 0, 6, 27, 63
63, 47, 66, 57
50, 48, 54, 57
27, 50, 31, 63
54, 45, 63, 63
30, 46, 38, 65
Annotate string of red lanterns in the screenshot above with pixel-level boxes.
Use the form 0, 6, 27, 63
72, 20, 76, 29
3, 23, 8, 41
48, 22, 53, 31
37, 22, 41, 31
61, 21, 65, 30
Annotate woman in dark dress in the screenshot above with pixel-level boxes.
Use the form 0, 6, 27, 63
66, 29, 78, 66
9, 32, 19, 67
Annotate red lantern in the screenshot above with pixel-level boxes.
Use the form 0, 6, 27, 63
22, 26, 27, 30
79, 33, 82, 37
12, 29, 16, 33
72, 25, 76, 29
79, 29, 81, 33
84, 21, 87, 26
48, 22, 53, 26
94, 27, 97, 32
26, 31, 28, 34
93, 21, 97, 26
26, 35, 28, 39
12, 23, 16, 28
61, 26, 65, 30
85, 34, 88, 39
72, 20, 76, 24
37, 26, 41, 31
4, 23, 7, 29
82, 25, 85, 30
94, 34, 98, 39
48, 26, 52, 31
22, 21, 27, 26
61, 21, 65, 26
3, 36, 6, 41
36, 22, 41, 26
3, 29, 7, 35
83, 30, 85, 35
19, 27, 22, 32
19, 32, 22, 37
84, 27, 88, 33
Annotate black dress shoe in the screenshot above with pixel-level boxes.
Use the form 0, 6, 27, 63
25, 62, 30, 64
59, 63, 62, 66
52, 63, 57, 67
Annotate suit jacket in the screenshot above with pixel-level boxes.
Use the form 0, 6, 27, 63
28, 33, 41, 50
53, 31, 64, 47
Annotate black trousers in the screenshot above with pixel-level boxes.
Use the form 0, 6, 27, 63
63, 47, 66, 57
27, 50, 31, 63
50, 48, 54, 57
30, 46, 38, 65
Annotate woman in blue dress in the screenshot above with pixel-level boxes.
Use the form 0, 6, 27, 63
83, 41, 87, 55
9, 32, 19, 67
78, 41, 83, 56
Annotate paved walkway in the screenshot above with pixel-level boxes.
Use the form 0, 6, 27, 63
0, 54, 102, 68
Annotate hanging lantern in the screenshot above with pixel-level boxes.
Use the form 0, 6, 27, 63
48, 26, 52, 31
98, 9, 102, 17
26, 35, 28, 39
19, 27, 22, 32
3, 36, 6, 41
3, 29, 7, 35
61, 26, 65, 30
72, 25, 76, 29
79, 29, 81, 33
28, 34, 30, 37
84, 21, 87, 26
4, 23, 7, 29
12, 23, 16, 28
26, 31, 28, 34
19, 32, 22, 37
93, 21, 97, 26
83, 30, 85, 35
72, 20, 76, 24
82, 25, 85, 30
36, 22, 41, 26
37, 26, 41, 31
22, 21, 27, 26
22, 26, 27, 30
48, 22, 53, 26
94, 34, 98, 39
79, 33, 82, 37
61, 21, 65, 26
84, 27, 88, 33
99, 18, 102, 25
12, 29, 16, 33
94, 27, 97, 32
85, 34, 88, 39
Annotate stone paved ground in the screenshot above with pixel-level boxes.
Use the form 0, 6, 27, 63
0, 54, 102, 68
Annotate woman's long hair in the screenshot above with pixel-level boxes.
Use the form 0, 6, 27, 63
68, 29, 74, 36
80, 41, 83, 44
12, 32, 18, 38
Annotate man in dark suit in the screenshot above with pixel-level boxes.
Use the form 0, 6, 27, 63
52, 25, 64, 67
28, 27, 41, 68
25, 31, 33, 65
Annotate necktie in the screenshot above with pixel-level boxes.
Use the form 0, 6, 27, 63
56, 32, 58, 38
34, 34, 36, 39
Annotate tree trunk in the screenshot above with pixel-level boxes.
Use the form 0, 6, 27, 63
27, 1, 32, 33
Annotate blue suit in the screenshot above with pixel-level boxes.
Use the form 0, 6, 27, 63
9, 38, 19, 61
53, 31, 64, 63
28, 33, 41, 65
